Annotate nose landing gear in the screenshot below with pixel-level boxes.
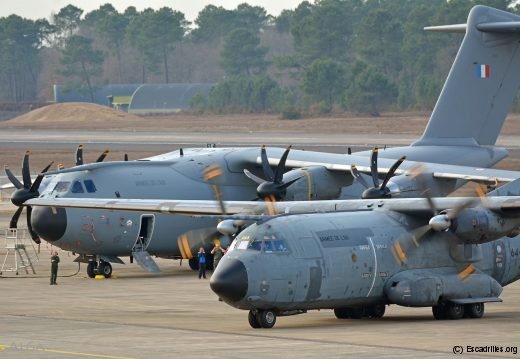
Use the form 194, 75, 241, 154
87, 259, 112, 278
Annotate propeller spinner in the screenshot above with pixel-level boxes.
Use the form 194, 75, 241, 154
350, 147, 406, 199
244, 145, 301, 201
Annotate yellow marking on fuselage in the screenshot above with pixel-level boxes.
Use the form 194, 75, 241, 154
181, 236, 193, 259
458, 264, 475, 280
393, 241, 407, 263
302, 168, 312, 200
177, 237, 187, 259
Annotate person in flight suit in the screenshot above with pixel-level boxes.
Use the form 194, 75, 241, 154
210, 243, 226, 269
50, 251, 60, 285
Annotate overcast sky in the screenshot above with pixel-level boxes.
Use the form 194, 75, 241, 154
1, 0, 304, 22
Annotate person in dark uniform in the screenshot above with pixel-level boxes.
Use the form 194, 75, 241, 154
210, 243, 226, 269
50, 251, 60, 285
198, 247, 207, 279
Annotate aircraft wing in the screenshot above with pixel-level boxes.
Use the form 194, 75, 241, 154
274, 158, 520, 183
26, 196, 520, 218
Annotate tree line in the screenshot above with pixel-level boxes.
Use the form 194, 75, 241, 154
0, 0, 516, 116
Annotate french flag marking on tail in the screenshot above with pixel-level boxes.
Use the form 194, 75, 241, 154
475, 64, 490, 78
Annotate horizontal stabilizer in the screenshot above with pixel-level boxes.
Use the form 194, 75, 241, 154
424, 24, 466, 33
425, 21, 520, 33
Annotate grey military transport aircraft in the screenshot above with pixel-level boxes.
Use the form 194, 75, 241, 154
9, 5, 520, 279
26, 157, 520, 328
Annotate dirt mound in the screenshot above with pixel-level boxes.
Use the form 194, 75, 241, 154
5, 102, 142, 124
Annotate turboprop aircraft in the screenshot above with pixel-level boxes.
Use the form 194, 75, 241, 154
7, 4, 520, 278
27, 169, 520, 328
27, 168, 520, 328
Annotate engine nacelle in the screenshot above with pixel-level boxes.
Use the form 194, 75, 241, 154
452, 208, 520, 244
284, 166, 348, 201
385, 270, 502, 307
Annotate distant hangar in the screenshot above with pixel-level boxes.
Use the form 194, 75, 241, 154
53, 83, 214, 114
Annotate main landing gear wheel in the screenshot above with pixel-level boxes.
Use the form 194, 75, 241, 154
433, 302, 471, 320
464, 303, 484, 318
188, 258, 199, 271
334, 305, 386, 320
249, 310, 276, 328
445, 303, 464, 320
87, 261, 97, 278
366, 304, 386, 318
248, 311, 262, 329
98, 261, 112, 278
334, 308, 351, 319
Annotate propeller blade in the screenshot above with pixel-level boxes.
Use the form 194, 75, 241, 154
96, 149, 110, 162
370, 147, 379, 188
124, 153, 129, 161
274, 145, 292, 184
263, 195, 278, 215
243, 169, 265, 185
260, 145, 274, 181
26, 206, 41, 244
9, 207, 23, 229
76, 144, 84, 166
380, 156, 406, 190
278, 176, 303, 190
350, 164, 370, 189
4, 166, 23, 189
446, 198, 477, 220
179, 148, 183, 157
29, 161, 54, 193
22, 150, 32, 188
392, 224, 431, 264
202, 164, 226, 214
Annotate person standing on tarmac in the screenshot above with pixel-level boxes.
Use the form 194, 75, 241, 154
198, 247, 207, 279
50, 251, 60, 285
210, 243, 226, 269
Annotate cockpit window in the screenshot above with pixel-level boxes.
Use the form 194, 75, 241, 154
264, 239, 288, 253
52, 181, 70, 193
83, 179, 97, 193
71, 181, 84, 193
234, 227, 288, 253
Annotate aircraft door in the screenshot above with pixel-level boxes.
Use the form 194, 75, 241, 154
134, 215, 155, 251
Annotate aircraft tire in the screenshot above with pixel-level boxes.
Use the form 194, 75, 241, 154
349, 307, 364, 319
99, 261, 112, 278
445, 303, 464, 320
334, 308, 351, 319
432, 305, 446, 320
464, 303, 484, 319
248, 311, 262, 329
257, 310, 276, 328
87, 261, 97, 278
188, 258, 199, 271
367, 304, 385, 318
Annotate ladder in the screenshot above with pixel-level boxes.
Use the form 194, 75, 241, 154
0, 228, 38, 275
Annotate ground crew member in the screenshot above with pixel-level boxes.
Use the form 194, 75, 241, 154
198, 247, 207, 279
50, 251, 60, 285
211, 243, 226, 269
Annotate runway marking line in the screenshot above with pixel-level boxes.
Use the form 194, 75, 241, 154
0, 343, 134, 359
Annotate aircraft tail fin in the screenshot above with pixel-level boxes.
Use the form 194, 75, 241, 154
413, 6, 520, 147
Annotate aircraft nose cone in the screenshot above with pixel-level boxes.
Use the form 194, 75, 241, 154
210, 259, 248, 303
31, 206, 67, 242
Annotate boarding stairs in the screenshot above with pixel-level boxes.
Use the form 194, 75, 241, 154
0, 228, 39, 275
